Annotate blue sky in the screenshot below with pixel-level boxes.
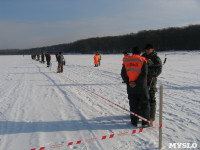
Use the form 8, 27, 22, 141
0, 0, 200, 49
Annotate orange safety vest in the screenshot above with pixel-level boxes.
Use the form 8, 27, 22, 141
124, 54, 145, 82
94, 54, 99, 65
140, 56, 147, 63
122, 54, 130, 65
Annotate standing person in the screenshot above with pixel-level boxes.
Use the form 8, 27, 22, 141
98, 52, 101, 66
122, 51, 130, 83
55, 53, 58, 62
57, 52, 64, 73
36, 54, 40, 61
33, 54, 36, 60
94, 52, 99, 67
45, 52, 51, 67
121, 47, 150, 127
41, 52, 45, 64
55, 53, 59, 72
142, 44, 162, 122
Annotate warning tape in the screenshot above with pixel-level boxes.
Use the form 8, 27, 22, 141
31, 125, 162, 150
65, 77, 158, 127
30, 64, 162, 150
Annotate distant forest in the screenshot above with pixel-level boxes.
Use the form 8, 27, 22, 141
1, 24, 200, 55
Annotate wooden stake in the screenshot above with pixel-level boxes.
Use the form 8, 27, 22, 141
159, 86, 163, 149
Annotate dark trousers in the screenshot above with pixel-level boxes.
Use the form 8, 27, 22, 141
149, 89, 156, 106
98, 60, 101, 66
58, 63, 63, 72
148, 77, 157, 106
47, 61, 50, 67
128, 94, 150, 125
41, 58, 45, 64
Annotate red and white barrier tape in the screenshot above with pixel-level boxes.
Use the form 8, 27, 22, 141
31, 65, 162, 150
31, 125, 162, 150
66, 77, 158, 127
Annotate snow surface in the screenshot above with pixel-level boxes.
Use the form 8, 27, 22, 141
0, 51, 200, 150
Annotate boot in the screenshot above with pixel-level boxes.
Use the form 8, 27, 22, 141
131, 118, 138, 127
150, 105, 156, 121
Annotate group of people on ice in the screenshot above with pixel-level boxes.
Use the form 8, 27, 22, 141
31, 45, 162, 128
121, 44, 162, 128
31, 52, 51, 67
94, 52, 101, 67
31, 52, 65, 73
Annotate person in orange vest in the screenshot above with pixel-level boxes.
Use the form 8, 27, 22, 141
121, 46, 151, 128
94, 52, 99, 67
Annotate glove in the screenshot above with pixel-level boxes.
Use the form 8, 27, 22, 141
129, 81, 136, 88
147, 59, 153, 66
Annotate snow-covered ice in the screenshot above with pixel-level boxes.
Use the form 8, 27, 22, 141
0, 51, 199, 150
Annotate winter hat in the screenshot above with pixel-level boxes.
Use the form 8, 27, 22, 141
144, 44, 154, 50
132, 46, 141, 54
123, 51, 128, 54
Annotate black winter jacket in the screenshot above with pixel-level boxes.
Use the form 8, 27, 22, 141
121, 61, 149, 98
57, 54, 64, 64
142, 52, 162, 87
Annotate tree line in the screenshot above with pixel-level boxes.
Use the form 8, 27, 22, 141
0, 24, 200, 55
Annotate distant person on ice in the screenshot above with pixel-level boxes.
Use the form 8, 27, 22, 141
121, 47, 151, 128
57, 52, 65, 73
98, 52, 101, 66
142, 44, 162, 122
36, 54, 40, 61
32, 54, 36, 60
41, 52, 45, 64
55, 53, 58, 61
45, 52, 51, 67
94, 52, 99, 67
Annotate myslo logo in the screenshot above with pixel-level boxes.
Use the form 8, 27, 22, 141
169, 143, 197, 149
